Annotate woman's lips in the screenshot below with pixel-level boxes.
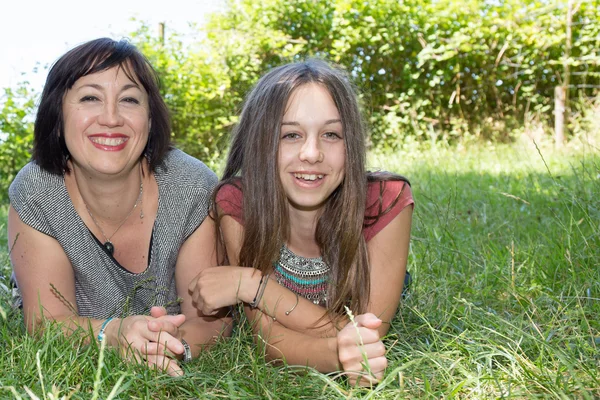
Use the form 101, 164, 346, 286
88, 134, 129, 151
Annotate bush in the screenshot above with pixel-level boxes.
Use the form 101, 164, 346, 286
0, 85, 35, 203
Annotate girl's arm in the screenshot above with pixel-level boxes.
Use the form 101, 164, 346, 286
191, 205, 412, 384
364, 203, 414, 336
242, 205, 413, 383
190, 214, 346, 337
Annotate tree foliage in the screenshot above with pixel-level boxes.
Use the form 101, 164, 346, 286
0, 0, 598, 196
0, 85, 35, 202
201, 0, 599, 150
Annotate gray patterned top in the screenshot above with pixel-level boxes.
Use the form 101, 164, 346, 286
9, 149, 217, 319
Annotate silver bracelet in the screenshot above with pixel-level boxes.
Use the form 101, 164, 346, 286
181, 338, 192, 363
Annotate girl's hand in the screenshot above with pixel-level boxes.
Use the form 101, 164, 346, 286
337, 313, 388, 386
189, 266, 257, 315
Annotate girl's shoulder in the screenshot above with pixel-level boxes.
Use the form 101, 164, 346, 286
215, 178, 244, 224
363, 177, 414, 242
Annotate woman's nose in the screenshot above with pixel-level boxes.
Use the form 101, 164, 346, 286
97, 102, 124, 127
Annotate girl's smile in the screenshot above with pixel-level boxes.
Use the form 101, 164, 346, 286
278, 83, 346, 213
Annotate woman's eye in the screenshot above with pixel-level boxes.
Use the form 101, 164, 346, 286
122, 97, 140, 104
80, 95, 98, 102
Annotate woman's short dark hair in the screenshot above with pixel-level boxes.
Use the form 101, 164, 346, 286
32, 38, 171, 174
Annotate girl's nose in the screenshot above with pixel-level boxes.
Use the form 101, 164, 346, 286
299, 137, 324, 163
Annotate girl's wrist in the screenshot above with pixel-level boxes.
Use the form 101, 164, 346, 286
242, 268, 263, 304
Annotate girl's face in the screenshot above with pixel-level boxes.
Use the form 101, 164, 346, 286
278, 83, 346, 213
62, 65, 151, 176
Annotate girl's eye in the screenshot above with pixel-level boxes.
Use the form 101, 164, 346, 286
282, 132, 301, 140
323, 131, 342, 139
122, 97, 140, 104
80, 95, 99, 102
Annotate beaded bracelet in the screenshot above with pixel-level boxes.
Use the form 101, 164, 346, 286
97, 317, 114, 342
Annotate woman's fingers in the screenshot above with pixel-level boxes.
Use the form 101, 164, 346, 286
146, 330, 184, 355
118, 315, 184, 356
144, 354, 184, 377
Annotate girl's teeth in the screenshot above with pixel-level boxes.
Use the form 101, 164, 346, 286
294, 173, 324, 181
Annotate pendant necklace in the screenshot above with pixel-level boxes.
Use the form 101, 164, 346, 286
75, 164, 144, 255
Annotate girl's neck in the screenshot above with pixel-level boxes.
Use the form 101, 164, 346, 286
287, 207, 321, 258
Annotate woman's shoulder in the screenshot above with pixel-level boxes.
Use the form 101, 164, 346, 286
156, 148, 218, 190
9, 162, 63, 205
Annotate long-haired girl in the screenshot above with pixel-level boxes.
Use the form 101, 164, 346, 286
190, 59, 413, 385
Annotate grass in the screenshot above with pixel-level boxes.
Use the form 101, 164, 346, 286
1, 137, 599, 399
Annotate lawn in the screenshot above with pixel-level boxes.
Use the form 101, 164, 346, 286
1, 138, 598, 399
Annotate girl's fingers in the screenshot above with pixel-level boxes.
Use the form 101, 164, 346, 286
344, 355, 388, 386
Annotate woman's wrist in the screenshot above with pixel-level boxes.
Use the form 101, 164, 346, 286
102, 317, 120, 346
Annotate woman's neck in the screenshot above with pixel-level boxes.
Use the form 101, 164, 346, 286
68, 160, 145, 224
287, 207, 321, 258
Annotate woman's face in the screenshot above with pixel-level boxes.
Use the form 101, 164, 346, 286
62, 65, 150, 176
278, 83, 346, 213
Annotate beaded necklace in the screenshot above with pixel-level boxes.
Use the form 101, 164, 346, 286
273, 244, 330, 307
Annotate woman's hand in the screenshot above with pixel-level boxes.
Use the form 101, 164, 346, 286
189, 266, 258, 315
106, 307, 186, 376
337, 313, 388, 387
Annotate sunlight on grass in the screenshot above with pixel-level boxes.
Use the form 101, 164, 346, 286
1, 140, 598, 398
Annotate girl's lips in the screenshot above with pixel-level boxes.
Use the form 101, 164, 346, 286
293, 172, 324, 181
88, 134, 129, 151
291, 172, 325, 188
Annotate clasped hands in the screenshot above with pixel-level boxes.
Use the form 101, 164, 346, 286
189, 266, 388, 386
107, 306, 186, 376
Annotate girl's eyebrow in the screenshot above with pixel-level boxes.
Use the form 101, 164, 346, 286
281, 119, 341, 126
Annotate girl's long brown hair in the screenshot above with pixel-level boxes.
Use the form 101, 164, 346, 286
213, 59, 408, 316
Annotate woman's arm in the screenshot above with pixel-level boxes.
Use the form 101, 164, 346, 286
8, 205, 187, 376
174, 216, 233, 358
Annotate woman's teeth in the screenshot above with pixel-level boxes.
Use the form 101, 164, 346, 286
90, 137, 127, 146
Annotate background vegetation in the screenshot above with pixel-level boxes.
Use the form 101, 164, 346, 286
1, 0, 598, 199
1, 141, 599, 398
0, 0, 599, 398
